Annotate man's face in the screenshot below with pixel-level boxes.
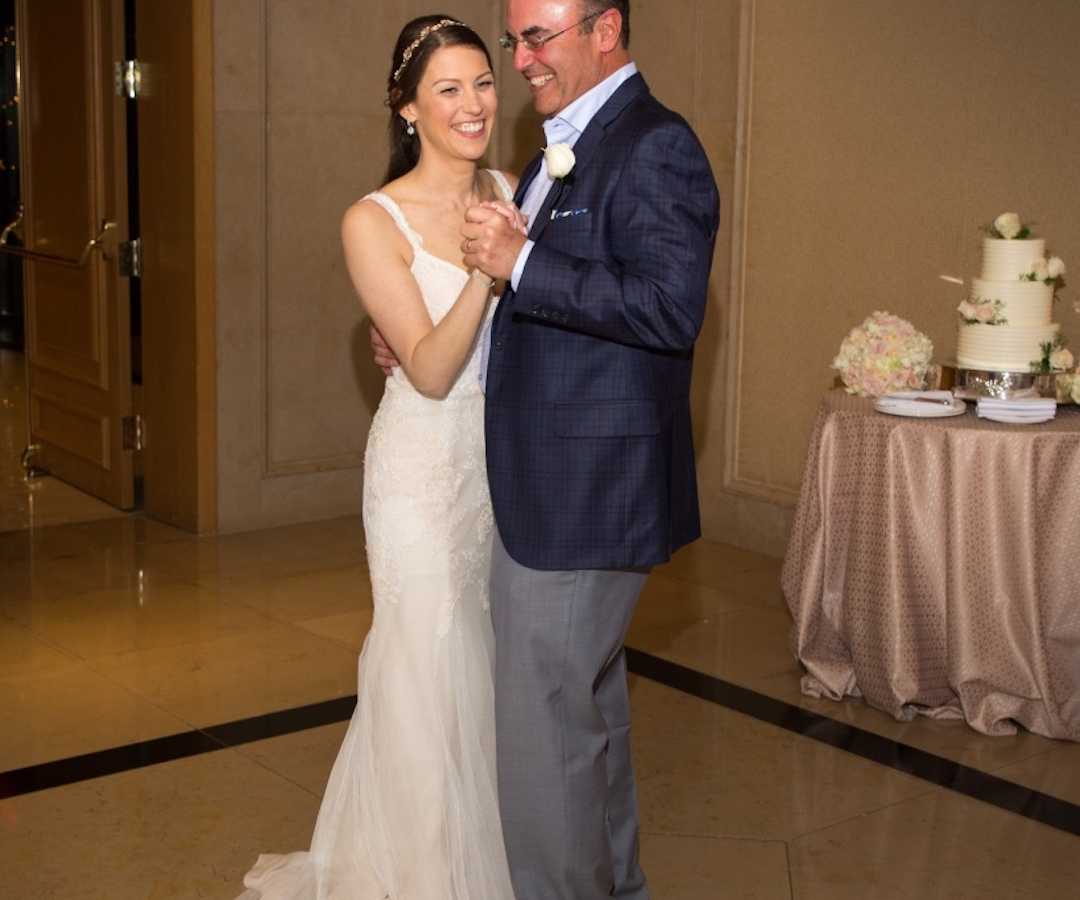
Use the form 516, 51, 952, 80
505, 0, 605, 117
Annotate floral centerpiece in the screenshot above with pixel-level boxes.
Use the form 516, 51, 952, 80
832, 311, 934, 397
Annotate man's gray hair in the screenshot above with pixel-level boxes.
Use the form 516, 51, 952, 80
582, 0, 630, 48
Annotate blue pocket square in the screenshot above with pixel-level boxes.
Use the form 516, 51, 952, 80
551, 207, 590, 220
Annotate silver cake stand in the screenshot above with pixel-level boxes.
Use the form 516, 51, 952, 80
943, 363, 1068, 401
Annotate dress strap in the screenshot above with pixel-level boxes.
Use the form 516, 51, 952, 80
362, 192, 423, 251
487, 169, 514, 202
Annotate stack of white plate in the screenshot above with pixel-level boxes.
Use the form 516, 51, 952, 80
976, 396, 1057, 425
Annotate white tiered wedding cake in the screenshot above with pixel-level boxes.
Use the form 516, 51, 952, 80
956, 213, 1066, 371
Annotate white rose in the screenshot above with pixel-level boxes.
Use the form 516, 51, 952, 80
994, 212, 1022, 239
1047, 256, 1066, 279
544, 143, 576, 180
1030, 258, 1049, 281
957, 300, 976, 320
1050, 348, 1074, 371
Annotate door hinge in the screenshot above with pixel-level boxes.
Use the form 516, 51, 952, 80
114, 60, 143, 99
20, 443, 47, 480
119, 238, 141, 278
122, 415, 145, 452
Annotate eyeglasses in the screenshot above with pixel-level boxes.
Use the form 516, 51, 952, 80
498, 10, 602, 53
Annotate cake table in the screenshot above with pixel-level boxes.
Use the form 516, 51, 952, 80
781, 390, 1080, 741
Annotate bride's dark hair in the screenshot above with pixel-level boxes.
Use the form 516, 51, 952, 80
384, 15, 493, 184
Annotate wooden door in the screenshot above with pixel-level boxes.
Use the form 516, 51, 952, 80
12, 0, 134, 508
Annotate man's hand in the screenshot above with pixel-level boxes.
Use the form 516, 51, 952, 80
462, 204, 528, 282
370, 323, 399, 376
482, 200, 530, 237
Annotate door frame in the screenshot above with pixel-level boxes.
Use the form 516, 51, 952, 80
132, 0, 216, 533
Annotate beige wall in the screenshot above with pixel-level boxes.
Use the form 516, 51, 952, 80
214, 0, 503, 532
214, 1, 1080, 556
725, 0, 1080, 552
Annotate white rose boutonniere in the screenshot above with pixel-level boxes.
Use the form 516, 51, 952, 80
993, 212, 1023, 239
544, 143, 576, 180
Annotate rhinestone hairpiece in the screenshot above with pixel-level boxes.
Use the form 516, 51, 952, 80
392, 19, 465, 83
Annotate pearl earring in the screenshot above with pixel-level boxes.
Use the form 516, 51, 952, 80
406, 121, 415, 136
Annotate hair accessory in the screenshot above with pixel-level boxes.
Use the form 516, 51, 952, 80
392, 19, 465, 83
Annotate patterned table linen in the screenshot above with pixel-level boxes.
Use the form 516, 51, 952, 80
782, 390, 1080, 740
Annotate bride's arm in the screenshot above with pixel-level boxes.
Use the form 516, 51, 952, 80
342, 201, 493, 400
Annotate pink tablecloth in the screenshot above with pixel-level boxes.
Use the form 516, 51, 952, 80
782, 391, 1080, 740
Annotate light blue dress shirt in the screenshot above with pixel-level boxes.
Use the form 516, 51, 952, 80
479, 62, 639, 389
510, 62, 639, 290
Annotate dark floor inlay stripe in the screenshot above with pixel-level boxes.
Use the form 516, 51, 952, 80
625, 648, 1080, 838
2, 650, 1077, 841
0, 697, 357, 801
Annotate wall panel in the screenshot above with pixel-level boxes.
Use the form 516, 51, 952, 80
729, 0, 1080, 520
211, 1, 1080, 558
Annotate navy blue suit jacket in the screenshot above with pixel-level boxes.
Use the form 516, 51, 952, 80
485, 74, 720, 570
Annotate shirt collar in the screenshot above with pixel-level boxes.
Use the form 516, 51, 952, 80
542, 61, 638, 148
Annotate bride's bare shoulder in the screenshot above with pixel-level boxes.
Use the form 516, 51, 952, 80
341, 197, 386, 240
341, 194, 410, 262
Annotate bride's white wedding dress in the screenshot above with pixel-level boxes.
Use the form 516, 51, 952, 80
239, 172, 516, 900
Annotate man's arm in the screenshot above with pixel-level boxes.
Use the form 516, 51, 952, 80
514, 123, 719, 352
370, 324, 398, 375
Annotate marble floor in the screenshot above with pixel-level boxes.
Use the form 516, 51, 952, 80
0, 349, 128, 533
0, 512, 1077, 899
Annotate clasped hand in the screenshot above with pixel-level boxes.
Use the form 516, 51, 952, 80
461, 201, 528, 282
370, 201, 528, 374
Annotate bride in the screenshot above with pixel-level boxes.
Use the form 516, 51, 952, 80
239, 15, 522, 900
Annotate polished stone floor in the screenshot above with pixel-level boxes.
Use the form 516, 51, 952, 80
1, 352, 1078, 898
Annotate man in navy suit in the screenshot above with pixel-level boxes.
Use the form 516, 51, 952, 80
460, 2, 719, 898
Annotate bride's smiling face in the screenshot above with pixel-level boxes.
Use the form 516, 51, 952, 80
403, 45, 497, 163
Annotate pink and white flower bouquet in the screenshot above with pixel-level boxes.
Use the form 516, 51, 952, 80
832, 311, 934, 397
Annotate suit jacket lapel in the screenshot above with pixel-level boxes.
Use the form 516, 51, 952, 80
529, 176, 570, 242
527, 73, 649, 244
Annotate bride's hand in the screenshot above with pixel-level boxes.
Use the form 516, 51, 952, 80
479, 200, 529, 236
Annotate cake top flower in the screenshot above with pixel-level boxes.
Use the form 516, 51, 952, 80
986, 211, 1032, 240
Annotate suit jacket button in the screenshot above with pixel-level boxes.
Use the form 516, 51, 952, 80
495, 339, 503, 350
